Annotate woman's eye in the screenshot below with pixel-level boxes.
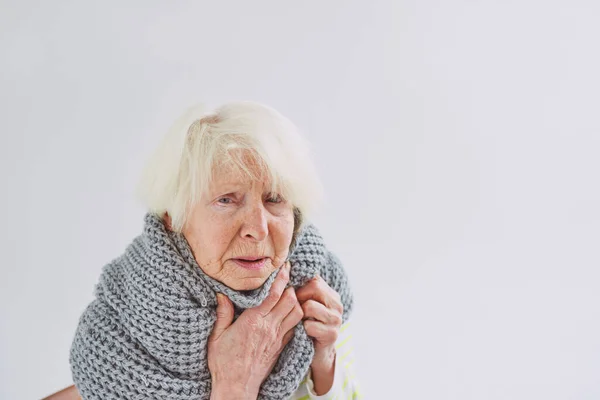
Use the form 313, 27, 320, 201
266, 194, 283, 203
217, 197, 233, 204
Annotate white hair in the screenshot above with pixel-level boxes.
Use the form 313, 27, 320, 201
136, 101, 324, 232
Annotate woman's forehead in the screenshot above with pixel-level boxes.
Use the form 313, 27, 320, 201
210, 163, 274, 191
214, 159, 265, 180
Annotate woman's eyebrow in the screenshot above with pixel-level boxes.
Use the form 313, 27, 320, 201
209, 180, 247, 193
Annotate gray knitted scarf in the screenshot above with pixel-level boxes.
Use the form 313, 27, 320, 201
70, 213, 353, 400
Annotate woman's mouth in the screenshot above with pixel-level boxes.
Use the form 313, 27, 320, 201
232, 257, 268, 270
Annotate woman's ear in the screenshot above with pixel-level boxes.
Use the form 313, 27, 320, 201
289, 208, 303, 253
163, 212, 173, 231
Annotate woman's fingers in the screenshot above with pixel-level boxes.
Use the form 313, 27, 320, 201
301, 299, 342, 326
296, 275, 344, 351
257, 261, 290, 315
279, 328, 295, 351
271, 287, 300, 323
303, 319, 338, 345
279, 295, 304, 333
211, 293, 234, 340
295, 276, 343, 314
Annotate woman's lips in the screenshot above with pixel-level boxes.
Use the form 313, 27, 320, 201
232, 257, 267, 270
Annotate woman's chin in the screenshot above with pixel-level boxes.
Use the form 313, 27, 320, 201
226, 275, 271, 291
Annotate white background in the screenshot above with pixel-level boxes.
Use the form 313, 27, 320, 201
1, 1, 599, 399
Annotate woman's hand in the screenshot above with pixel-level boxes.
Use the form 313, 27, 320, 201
207, 261, 303, 400
295, 275, 344, 395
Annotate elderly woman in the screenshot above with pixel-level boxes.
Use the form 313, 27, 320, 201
45, 102, 361, 400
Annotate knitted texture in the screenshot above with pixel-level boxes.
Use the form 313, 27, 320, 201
70, 213, 353, 400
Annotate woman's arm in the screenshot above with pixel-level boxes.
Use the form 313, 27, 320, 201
42, 385, 82, 400
299, 320, 364, 399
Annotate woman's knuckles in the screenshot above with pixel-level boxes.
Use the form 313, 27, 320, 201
301, 298, 312, 308
325, 329, 338, 344
293, 304, 304, 321
303, 319, 339, 344
332, 313, 343, 327
246, 316, 283, 342
281, 288, 299, 308
302, 299, 321, 317
267, 286, 284, 304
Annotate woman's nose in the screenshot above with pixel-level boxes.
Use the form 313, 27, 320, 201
240, 203, 269, 241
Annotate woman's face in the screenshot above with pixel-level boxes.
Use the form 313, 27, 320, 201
180, 165, 295, 291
